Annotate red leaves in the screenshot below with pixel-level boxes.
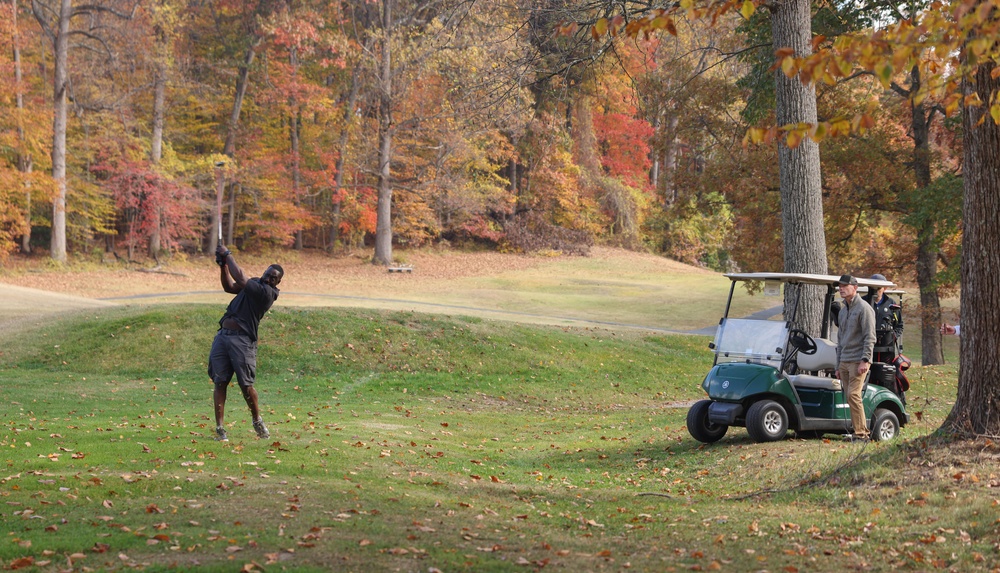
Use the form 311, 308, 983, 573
592, 112, 655, 191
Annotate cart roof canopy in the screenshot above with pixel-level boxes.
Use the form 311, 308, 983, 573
723, 272, 897, 289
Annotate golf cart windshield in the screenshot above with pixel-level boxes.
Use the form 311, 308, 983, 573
712, 318, 788, 367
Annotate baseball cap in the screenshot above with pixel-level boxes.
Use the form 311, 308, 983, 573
870, 273, 887, 281
836, 274, 858, 286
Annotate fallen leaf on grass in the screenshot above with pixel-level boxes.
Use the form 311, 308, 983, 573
8, 557, 34, 570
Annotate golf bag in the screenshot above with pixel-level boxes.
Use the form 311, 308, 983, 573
870, 361, 906, 402
892, 354, 911, 392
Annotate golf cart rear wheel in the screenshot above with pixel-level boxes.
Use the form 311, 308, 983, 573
746, 400, 788, 442
871, 408, 900, 442
686, 400, 728, 443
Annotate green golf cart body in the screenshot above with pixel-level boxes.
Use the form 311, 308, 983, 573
686, 273, 908, 444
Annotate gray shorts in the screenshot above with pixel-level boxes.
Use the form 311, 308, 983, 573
208, 329, 258, 388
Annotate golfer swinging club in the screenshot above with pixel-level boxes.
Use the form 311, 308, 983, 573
208, 243, 283, 442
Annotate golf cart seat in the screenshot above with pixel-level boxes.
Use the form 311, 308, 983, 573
795, 337, 837, 372
787, 337, 842, 391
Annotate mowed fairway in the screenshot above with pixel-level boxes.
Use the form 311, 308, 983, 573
0, 250, 992, 572
0, 247, 774, 332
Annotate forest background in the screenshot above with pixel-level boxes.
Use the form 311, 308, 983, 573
0, 1, 963, 325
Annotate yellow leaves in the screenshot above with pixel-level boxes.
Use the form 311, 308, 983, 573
812, 122, 828, 141
991, 103, 1000, 126
592, 18, 608, 40
781, 57, 798, 79
740, 0, 755, 20
875, 62, 894, 88
967, 37, 992, 60
745, 112, 876, 149
649, 15, 677, 36
786, 130, 803, 149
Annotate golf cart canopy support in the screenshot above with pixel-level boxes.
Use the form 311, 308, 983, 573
720, 273, 897, 339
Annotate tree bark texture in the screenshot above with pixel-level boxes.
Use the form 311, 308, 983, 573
148, 60, 166, 257
330, 61, 362, 249
945, 60, 1000, 436
373, 0, 394, 266
907, 66, 945, 366
291, 110, 303, 251
14, 0, 33, 254
48, 0, 72, 263
771, 0, 828, 335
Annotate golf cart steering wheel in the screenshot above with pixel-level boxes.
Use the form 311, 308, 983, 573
788, 329, 817, 355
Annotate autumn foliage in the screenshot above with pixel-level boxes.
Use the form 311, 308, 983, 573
0, 0, 971, 281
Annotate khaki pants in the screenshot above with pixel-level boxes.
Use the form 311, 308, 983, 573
838, 361, 869, 438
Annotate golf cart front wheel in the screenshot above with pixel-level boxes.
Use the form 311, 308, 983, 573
686, 400, 728, 443
871, 408, 900, 441
746, 400, 788, 442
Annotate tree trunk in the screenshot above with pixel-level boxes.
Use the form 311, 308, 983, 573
209, 45, 255, 254
14, 0, 33, 254
662, 114, 679, 206
944, 60, 1000, 436
47, 0, 72, 263
915, 236, 942, 363
289, 48, 304, 251
373, 0, 394, 266
148, 59, 166, 257
906, 66, 944, 365
330, 62, 362, 250
771, 0, 828, 335
292, 109, 303, 250
227, 183, 237, 244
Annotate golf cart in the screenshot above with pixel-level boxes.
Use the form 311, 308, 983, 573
686, 273, 908, 443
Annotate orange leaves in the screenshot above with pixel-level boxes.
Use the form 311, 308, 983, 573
744, 114, 876, 148
590, 11, 678, 41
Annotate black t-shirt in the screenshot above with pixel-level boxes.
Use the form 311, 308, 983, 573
219, 278, 279, 341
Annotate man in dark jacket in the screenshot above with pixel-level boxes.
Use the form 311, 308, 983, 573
866, 273, 904, 364
208, 244, 283, 442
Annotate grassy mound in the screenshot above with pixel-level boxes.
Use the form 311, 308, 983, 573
0, 305, 991, 573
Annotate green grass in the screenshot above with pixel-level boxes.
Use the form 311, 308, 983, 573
0, 305, 993, 572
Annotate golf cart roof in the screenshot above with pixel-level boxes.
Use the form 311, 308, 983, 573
723, 272, 897, 289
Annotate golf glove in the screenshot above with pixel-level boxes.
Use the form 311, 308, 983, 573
216, 249, 231, 267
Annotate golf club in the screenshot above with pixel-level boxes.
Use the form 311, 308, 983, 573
215, 161, 225, 243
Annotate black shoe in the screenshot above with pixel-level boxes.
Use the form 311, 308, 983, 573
215, 426, 229, 442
